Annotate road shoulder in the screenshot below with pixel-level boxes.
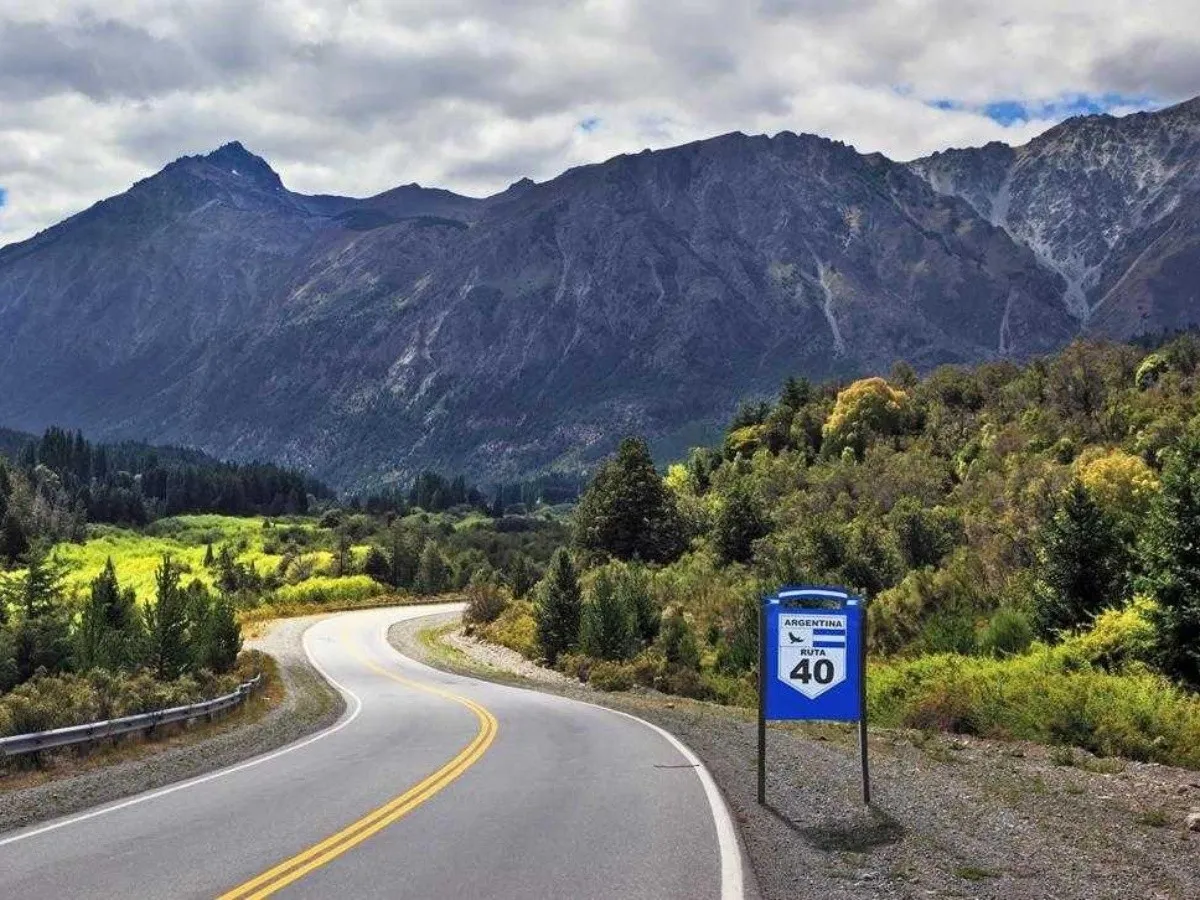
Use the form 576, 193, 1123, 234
391, 612, 1200, 900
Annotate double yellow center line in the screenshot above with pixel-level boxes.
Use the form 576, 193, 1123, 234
219, 634, 499, 900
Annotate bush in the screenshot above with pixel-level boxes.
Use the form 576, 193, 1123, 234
272, 575, 385, 608
557, 651, 593, 682
479, 600, 539, 659
868, 647, 1200, 767
0, 668, 240, 737
463, 578, 510, 626
979, 607, 1035, 658
588, 660, 635, 692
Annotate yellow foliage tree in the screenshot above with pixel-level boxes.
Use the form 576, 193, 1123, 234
1075, 448, 1160, 526
822, 377, 912, 457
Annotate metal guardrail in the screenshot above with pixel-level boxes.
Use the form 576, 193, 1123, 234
0, 674, 263, 759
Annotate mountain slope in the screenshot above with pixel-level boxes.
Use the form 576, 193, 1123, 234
8, 109, 1196, 485
909, 96, 1200, 336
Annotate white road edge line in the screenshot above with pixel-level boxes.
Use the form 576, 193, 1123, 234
374, 617, 747, 900
0, 617, 366, 848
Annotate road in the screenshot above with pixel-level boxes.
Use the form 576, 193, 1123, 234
0, 605, 743, 899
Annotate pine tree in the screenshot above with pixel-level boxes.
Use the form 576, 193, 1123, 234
363, 545, 392, 585
390, 529, 421, 589
713, 485, 768, 565
335, 529, 352, 577
0, 511, 29, 565
573, 437, 685, 563
579, 569, 637, 661
414, 542, 450, 595
144, 556, 191, 679
535, 549, 582, 665
617, 563, 659, 643
1140, 433, 1200, 686
203, 542, 215, 567
507, 554, 537, 599
1, 547, 74, 681
194, 593, 242, 674
77, 557, 144, 671
1034, 480, 1129, 636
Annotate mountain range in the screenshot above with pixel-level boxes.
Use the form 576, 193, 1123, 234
2, 97, 1198, 487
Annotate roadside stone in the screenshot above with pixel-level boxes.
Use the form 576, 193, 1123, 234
1187, 812, 1200, 832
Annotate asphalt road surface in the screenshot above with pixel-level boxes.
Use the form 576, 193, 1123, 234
0, 605, 743, 899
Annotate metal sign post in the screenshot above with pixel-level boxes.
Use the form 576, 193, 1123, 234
757, 585, 870, 806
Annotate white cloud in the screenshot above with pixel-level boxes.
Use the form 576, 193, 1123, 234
0, 0, 1197, 245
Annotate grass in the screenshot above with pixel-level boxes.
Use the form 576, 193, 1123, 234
45, 515, 289, 601
952, 864, 999, 882
1135, 809, 1171, 828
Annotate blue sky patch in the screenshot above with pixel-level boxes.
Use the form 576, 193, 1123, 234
578, 116, 601, 133
0, 187, 6, 209
929, 93, 1159, 126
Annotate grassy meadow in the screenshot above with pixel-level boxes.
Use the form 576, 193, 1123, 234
40, 515, 375, 603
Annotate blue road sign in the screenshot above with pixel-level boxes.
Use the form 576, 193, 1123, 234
763, 586, 864, 723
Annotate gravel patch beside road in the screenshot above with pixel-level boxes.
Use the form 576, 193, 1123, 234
391, 613, 1200, 900
0, 614, 345, 834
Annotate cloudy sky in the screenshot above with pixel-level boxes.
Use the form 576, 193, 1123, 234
1, 0, 1197, 246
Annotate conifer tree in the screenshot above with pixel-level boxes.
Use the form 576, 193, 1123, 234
535, 549, 582, 665
390, 529, 421, 589
507, 554, 536, 599
144, 555, 191, 679
1034, 480, 1129, 636
573, 437, 685, 563
414, 542, 450, 595
714, 485, 768, 565
0, 547, 74, 681
1140, 433, 1200, 686
617, 563, 659, 643
191, 590, 242, 674
77, 557, 144, 671
363, 545, 392, 584
579, 569, 637, 661
658, 609, 700, 669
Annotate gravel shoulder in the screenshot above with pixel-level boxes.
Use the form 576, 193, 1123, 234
391, 613, 1200, 900
0, 614, 345, 834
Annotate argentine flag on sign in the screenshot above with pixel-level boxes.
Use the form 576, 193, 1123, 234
812, 627, 846, 649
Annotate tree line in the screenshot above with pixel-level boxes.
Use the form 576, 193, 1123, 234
468, 337, 1200, 713
0, 549, 241, 695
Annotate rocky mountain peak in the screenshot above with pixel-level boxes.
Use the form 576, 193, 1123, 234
193, 141, 285, 192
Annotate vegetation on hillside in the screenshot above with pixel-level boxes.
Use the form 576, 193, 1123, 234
468, 337, 1200, 767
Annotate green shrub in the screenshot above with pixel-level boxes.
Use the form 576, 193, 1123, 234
272, 575, 384, 607
868, 647, 1200, 767
628, 651, 665, 688
479, 600, 538, 659
579, 569, 638, 661
588, 660, 635, 691
0, 668, 240, 737
979, 607, 1035, 658
557, 651, 592, 682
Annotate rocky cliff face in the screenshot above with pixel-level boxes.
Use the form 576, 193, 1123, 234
910, 96, 1200, 337
3, 100, 1197, 486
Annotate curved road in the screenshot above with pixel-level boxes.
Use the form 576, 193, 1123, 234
0, 605, 744, 899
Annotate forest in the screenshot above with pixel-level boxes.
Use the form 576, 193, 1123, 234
466, 336, 1200, 767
